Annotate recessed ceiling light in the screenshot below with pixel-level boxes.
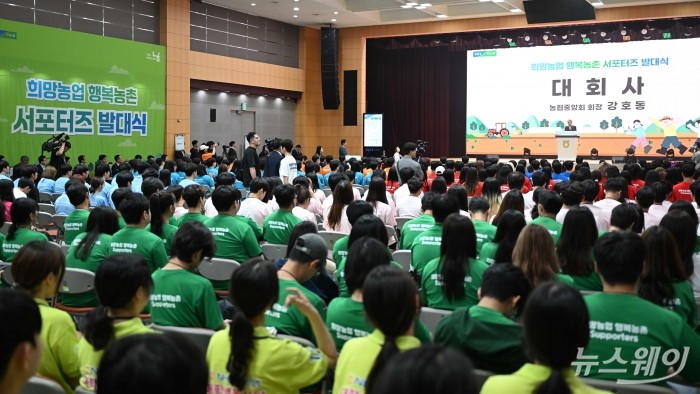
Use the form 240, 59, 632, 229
415, 5, 426, 9
293, 7, 299, 10
436, 14, 447, 18
331, 18, 336, 22
421, 3, 432, 6
334, 11, 338, 14
401, 4, 412, 7
492, 0, 504, 2
510, 8, 521, 12
591, 0, 604, 6
293, 14, 298, 17
250, 2, 255, 5
406, 2, 418, 5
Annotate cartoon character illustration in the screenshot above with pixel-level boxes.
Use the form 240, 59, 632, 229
653, 116, 688, 155
687, 119, 700, 151
624, 119, 651, 154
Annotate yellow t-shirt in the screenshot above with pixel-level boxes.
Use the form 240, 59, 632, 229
481, 363, 611, 394
333, 329, 420, 394
36, 298, 81, 394
206, 326, 328, 394
76, 317, 154, 391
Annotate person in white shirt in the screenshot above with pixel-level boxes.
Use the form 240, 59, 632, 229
323, 180, 353, 233
292, 185, 316, 223
393, 146, 401, 162
393, 167, 420, 205
364, 177, 397, 227
523, 172, 547, 220
238, 178, 272, 227
635, 185, 662, 229
648, 181, 671, 218
579, 179, 605, 231
278, 139, 298, 185
396, 177, 424, 218
12, 178, 32, 199
556, 181, 583, 224
593, 178, 625, 230
171, 185, 188, 219
204, 172, 237, 218
322, 172, 349, 214
293, 176, 322, 217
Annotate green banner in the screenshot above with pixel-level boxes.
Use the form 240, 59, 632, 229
0, 18, 165, 166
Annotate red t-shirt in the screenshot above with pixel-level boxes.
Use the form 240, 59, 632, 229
671, 181, 693, 202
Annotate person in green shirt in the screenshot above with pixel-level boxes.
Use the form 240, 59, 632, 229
109, 192, 168, 273
581, 231, 700, 384
62, 207, 120, 307
482, 282, 607, 394
529, 189, 563, 244
557, 206, 602, 291
0, 288, 43, 394
77, 254, 154, 391
478, 209, 526, 266
207, 259, 336, 394
2, 198, 48, 263
336, 214, 390, 297
332, 200, 374, 263
265, 233, 329, 343
151, 221, 223, 330
513, 224, 574, 287
175, 184, 207, 226
205, 186, 262, 290
334, 266, 421, 394
146, 191, 179, 256
410, 194, 459, 275
263, 184, 303, 245
11, 241, 80, 394
398, 193, 436, 250
435, 263, 531, 374
63, 182, 91, 245
327, 237, 432, 351
468, 196, 497, 255
110, 187, 130, 229
421, 214, 488, 311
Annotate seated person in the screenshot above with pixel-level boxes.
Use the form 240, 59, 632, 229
0, 289, 42, 394
579, 231, 700, 384
435, 263, 530, 374
263, 184, 303, 245
175, 185, 207, 226
411, 194, 459, 275
398, 192, 436, 250
150, 222, 224, 330
63, 182, 91, 245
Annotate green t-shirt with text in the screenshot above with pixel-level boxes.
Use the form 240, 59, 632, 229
145, 222, 179, 256
332, 235, 349, 264
2, 228, 48, 262
264, 278, 326, 344
420, 257, 488, 310
63, 209, 90, 245
479, 241, 499, 265
233, 214, 263, 241
263, 210, 303, 245
529, 217, 563, 244
398, 214, 435, 250
205, 214, 262, 290
150, 268, 223, 330
62, 233, 113, 307
472, 219, 497, 254
176, 212, 208, 227
569, 272, 603, 292
410, 224, 443, 275
109, 226, 168, 272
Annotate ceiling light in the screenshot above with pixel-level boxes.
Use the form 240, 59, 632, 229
331, 18, 336, 21
415, 5, 426, 9
401, 4, 412, 8
406, 2, 418, 5
293, 7, 299, 11
421, 3, 432, 6
436, 14, 447, 18
510, 8, 521, 12
293, 14, 298, 18
334, 11, 338, 14
492, 0, 504, 2
250, 2, 255, 5
591, 0, 603, 6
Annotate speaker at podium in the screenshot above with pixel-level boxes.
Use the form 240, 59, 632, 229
554, 131, 579, 161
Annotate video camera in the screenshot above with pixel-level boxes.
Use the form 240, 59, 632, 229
416, 140, 429, 159
264, 137, 280, 151
42, 133, 70, 152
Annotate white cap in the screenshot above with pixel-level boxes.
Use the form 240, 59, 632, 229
435, 166, 445, 175
199, 145, 209, 150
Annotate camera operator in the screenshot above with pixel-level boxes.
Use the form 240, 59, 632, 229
396, 141, 424, 185
264, 137, 283, 178
223, 140, 238, 162
49, 139, 70, 169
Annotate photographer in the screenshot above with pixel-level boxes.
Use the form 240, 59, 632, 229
263, 137, 283, 178
396, 142, 424, 185
224, 141, 238, 162
49, 137, 70, 169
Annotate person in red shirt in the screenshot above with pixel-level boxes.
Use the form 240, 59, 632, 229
671, 163, 695, 202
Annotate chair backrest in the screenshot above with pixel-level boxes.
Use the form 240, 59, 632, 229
39, 192, 53, 203
473, 369, 494, 392
277, 334, 315, 348
261, 243, 287, 261
198, 257, 240, 281
352, 184, 364, 197
0, 221, 11, 235
385, 225, 396, 239
52, 215, 67, 231
322, 187, 332, 197
1, 265, 14, 286
151, 324, 215, 358
419, 307, 452, 335
74, 386, 93, 394
582, 378, 676, 394
318, 231, 346, 250
36, 211, 53, 228
59, 268, 96, 295
38, 203, 56, 214
20, 376, 66, 394
391, 250, 412, 271
60, 244, 70, 255
395, 216, 413, 232
51, 192, 63, 202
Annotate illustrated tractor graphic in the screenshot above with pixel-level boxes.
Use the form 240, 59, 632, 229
487, 122, 510, 139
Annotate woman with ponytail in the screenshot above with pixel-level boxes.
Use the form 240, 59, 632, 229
420, 213, 487, 310
206, 259, 335, 393
89, 178, 109, 207
479, 209, 527, 265
334, 265, 421, 394
63, 207, 120, 307
482, 282, 606, 394
292, 184, 316, 223
146, 191, 178, 255
76, 254, 154, 391
1, 198, 47, 262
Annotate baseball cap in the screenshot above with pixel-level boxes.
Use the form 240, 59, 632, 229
435, 166, 445, 175
290, 233, 328, 264
199, 145, 209, 150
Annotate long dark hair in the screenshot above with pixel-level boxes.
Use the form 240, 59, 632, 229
12, 241, 65, 295
557, 206, 598, 276
365, 177, 389, 207
227, 260, 279, 389
74, 207, 120, 260
446, 185, 469, 211
364, 266, 419, 392
84, 254, 153, 350
491, 189, 524, 226
493, 210, 526, 264
638, 226, 686, 308
7, 198, 38, 241
327, 181, 353, 230
149, 191, 175, 237
524, 282, 589, 394
660, 210, 696, 277
439, 214, 477, 302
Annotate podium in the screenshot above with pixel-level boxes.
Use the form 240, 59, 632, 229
554, 132, 579, 161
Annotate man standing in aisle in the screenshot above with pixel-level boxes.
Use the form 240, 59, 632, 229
241, 132, 261, 187
396, 142, 424, 185
339, 139, 348, 158
264, 138, 283, 178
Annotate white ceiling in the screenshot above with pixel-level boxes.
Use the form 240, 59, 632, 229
202, 0, 698, 28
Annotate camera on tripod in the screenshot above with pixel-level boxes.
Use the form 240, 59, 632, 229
416, 140, 429, 159
42, 133, 70, 152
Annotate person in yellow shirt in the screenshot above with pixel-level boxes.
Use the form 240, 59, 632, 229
481, 282, 609, 394
11, 241, 80, 394
207, 259, 336, 393
0, 289, 43, 394
333, 266, 422, 394
76, 254, 154, 391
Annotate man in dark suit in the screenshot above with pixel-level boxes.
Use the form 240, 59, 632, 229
565, 119, 577, 132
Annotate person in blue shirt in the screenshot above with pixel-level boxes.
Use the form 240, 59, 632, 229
324, 160, 342, 187
37, 166, 57, 194
93, 163, 112, 201
130, 162, 149, 193
55, 179, 83, 216
194, 164, 214, 192
89, 178, 110, 208
53, 164, 72, 193
108, 171, 133, 209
